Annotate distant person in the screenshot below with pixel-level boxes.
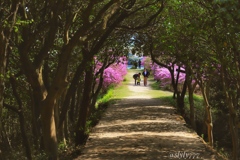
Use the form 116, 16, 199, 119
137, 75, 141, 85
142, 68, 150, 86
133, 73, 141, 85
133, 61, 138, 69
138, 59, 141, 69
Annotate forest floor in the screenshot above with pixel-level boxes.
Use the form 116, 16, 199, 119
74, 69, 227, 160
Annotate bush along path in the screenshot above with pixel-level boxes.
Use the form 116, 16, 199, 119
74, 69, 226, 160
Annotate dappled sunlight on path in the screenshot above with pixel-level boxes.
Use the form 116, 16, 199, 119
75, 98, 224, 160
75, 70, 225, 160
126, 85, 152, 99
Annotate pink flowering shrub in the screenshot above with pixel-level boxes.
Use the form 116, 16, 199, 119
151, 63, 186, 88
102, 63, 127, 89
95, 56, 127, 90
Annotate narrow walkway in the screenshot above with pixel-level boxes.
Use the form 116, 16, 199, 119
75, 70, 225, 160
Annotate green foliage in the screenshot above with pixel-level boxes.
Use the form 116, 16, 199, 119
159, 96, 177, 106
150, 81, 161, 90
85, 120, 92, 135
215, 141, 230, 159
14, 19, 34, 32
184, 95, 203, 114
96, 88, 114, 109
58, 141, 67, 151
34, 152, 48, 160
1, 0, 239, 159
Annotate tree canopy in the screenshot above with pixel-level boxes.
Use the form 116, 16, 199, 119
1, 0, 240, 159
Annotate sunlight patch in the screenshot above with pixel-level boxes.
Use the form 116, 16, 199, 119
92, 131, 197, 139
124, 96, 152, 99
96, 119, 179, 128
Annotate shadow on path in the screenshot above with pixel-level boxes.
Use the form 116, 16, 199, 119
75, 98, 225, 160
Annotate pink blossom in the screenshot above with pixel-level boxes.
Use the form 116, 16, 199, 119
151, 63, 186, 87
95, 56, 128, 90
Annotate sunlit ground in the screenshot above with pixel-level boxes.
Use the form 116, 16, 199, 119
76, 98, 218, 160
75, 69, 221, 160
114, 69, 172, 99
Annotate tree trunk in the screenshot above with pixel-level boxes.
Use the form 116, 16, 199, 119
186, 71, 196, 130
75, 48, 93, 145
222, 81, 239, 159
75, 62, 94, 145
1, 125, 11, 150
24, 65, 59, 160
0, 0, 19, 141
19, 110, 32, 160
174, 66, 181, 98
228, 114, 239, 160
58, 61, 86, 128
170, 67, 178, 99
9, 77, 32, 159
54, 99, 60, 138
188, 89, 196, 130
176, 79, 187, 115
0, 32, 7, 147
57, 90, 67, 144
89, 66, 105, 116
220, 67, 239, 159
41, 99, 58, 159
199, 82, 213, 147
176, 94, 184, 115
30, 89, 42, 149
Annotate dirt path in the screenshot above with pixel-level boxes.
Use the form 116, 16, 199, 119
74, 70, 226, 160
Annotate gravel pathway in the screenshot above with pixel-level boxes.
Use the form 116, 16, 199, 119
75, 73, 226, 160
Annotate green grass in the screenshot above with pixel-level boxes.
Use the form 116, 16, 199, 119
97, 69, 205, 118
151, 78, 205, 116
151, 81, 161, 90
112, 81, 131, 98
150, 76, 205, 120
158, 95, 177, 106
96, 89, 114, 108
112, 69, 173, 99
111, 69, 135, 99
